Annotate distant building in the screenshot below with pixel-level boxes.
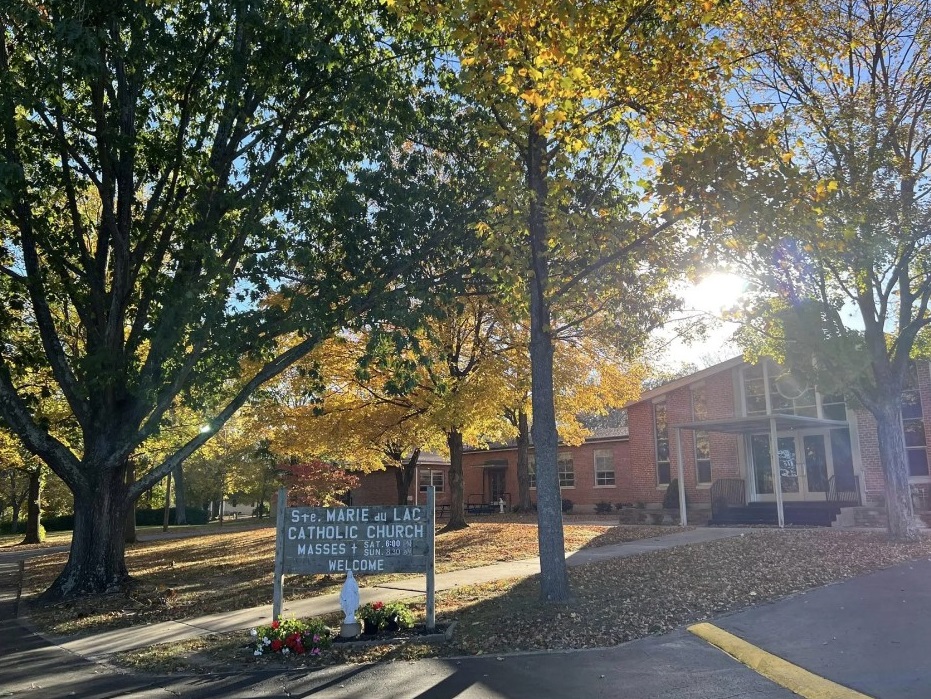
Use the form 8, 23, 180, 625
351, 357, 931, 522
348, 451, 451, 508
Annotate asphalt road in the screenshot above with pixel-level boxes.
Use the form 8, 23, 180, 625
3, 548, 931, 698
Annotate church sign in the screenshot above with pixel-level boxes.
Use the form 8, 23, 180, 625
272, 487, 437, 629
282, 505, 431, 574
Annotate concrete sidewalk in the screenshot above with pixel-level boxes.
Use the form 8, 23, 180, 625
45, 526, 743, 660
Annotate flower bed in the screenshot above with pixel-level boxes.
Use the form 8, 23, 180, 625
250, 617, 331, 657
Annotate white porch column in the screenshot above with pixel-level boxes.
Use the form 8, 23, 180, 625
674, 427, 688, 526
769, 416, 785, 528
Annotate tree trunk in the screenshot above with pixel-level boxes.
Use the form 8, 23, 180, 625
444, 429, 468, 530
162, 471, 172, 532
9, 501, 20, 534
873, 401, 920, 541
394, 449, 421, 505
173, 463, 186, 525
38, 467, 131, 602
527, 123, 570, 602
516, 409, 532, 512
124, 461, 137, 544
21, 468, 42, 544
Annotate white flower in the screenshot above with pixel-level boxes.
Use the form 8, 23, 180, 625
263, 638, 271, 646
250, 629, 258, 637
254, 649, 263, 656
282, 648, 290, 655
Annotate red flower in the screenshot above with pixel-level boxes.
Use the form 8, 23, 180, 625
271, 620, 280, 630
270, 639, 283, 652
373, 601, 384, 610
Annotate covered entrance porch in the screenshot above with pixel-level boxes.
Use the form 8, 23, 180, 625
672, 414, 860, 527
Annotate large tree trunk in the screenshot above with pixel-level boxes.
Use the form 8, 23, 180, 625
873, 401, 920, 541
39, 467, 131, 602
394, 449, 420, 505
516, 409, 532, 512
21, 468, 42, 544
173, 463, 186, 525
444, 429, 467, 530
124, 461, 137, 544
527, 123, 570, 602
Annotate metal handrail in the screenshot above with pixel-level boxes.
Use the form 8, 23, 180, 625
710, 478, 746, 519
827, 474, 861, 505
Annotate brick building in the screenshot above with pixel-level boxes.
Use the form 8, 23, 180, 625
348, 452, 451, 508
351, 357, 931, 518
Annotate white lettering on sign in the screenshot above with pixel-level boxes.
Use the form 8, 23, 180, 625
326, 558, 386, 572
325, 508, 370, 523
287, 525, 359, 540
364, 523, 424, 539
281, 505, 430, 576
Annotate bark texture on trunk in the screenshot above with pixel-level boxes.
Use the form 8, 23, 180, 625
874, 401, 920, 541
21, 469, 42, 544
516, 409, 532, 512
394, 449, 420, 505
124, 461, 137, 544
39, 467, 131, 602
444, 429, 468, 530
173, 463, 186, 524
527, 124, 570, 602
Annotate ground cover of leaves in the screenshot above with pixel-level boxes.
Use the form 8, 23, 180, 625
112, 529, 931, 674
21, 520, 679, 636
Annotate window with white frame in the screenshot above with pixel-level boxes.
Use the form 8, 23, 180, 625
903, 362, 929, 477
419, 469, 445, 493
594, 449, 615, 486
558, 454, 575, 487
528, 454, 536, 489
654, 402, 671, 485
691, 385, 712, 484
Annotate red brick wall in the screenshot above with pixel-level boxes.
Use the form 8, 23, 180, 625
625, 367, 740, 506
351, 468, 451, 507
857, 359, 931, 505
461, 438, 630, 512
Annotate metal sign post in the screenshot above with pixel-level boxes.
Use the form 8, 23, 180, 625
426, 485, 436, 630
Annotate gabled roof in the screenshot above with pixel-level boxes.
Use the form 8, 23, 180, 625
632, 356, 746, 405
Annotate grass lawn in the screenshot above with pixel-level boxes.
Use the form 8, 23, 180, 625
112, 528, 931, 673
21, 518, 683, 636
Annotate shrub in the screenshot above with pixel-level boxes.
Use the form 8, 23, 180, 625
594, 501, 613, 515
614, 502, 631, 512
250, 617, 331, 656
561, 498, 573, 513
663, 479, 688, 509
358, 600, 415, 633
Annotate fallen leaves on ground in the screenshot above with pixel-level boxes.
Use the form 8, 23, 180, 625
22, 520, 674, 635
112, 529, 931, 674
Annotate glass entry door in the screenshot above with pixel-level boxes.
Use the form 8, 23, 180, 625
750, 432, 832, 501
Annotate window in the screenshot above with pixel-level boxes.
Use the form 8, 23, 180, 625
903, 363, 929, 477
821, 393, 848, 421
419, 469, 444, 493
654, 402, 671, 485
743, 364, 767, 415
528, 455, 536, 489
691, 385, 712, 484
744, 362, 844, 419
558, 454, 575, 487
594, 449, 615, 486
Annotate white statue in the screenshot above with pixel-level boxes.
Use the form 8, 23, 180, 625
339, 569, 360, 624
